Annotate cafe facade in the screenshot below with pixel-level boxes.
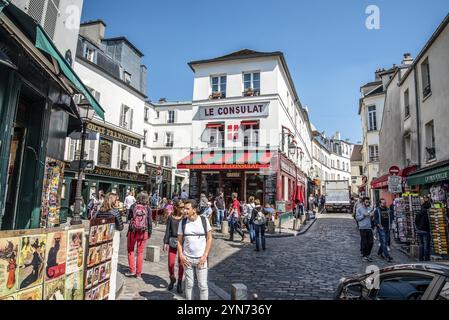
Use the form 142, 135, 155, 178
177, 49, 313, 208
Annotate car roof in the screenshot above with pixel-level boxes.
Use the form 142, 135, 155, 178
376, 263, 449, 277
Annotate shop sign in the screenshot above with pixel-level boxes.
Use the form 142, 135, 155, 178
407, 165, 449, 186
92, 167, 148, 182
198, 102, 269, 120
87, 123, 141, 148
388, 175, 403, 193
98, 139, 113, 167
280, 158, 296, 178
226, 172, 241, 178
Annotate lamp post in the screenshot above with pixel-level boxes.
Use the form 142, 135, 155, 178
71, 100, 96, 226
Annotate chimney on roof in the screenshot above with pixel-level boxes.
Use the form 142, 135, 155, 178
159, 98, 167, 103
402, 53, 414, 65
80, 20, 106, 46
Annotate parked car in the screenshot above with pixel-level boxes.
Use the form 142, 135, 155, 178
335, 263, 449, 300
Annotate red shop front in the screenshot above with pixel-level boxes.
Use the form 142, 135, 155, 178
278, 154, 307, 211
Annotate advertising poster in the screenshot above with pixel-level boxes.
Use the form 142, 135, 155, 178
89, 226, 98, 245
65, 271, 84, 300
44, 276, 65, 300
17, 286, 42, 300
66, 229, 84, 274
17, 235, 46, 291
40, 158, 65, 228
0, 237, 19, 298
45, 231, 67, 281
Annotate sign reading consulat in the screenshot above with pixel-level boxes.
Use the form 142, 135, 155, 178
198, 102, 269, 120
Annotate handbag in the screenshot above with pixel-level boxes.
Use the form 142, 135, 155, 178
169, 237, 178, 249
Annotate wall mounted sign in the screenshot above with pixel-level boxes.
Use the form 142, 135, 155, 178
198, 102, 269, 120
98, 139, 112, 167
87, 123, 141, 148
91, 166, 148, 182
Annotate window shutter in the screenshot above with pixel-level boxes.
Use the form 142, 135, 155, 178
69, 139, 77, 161
117, 144, 121, 168
119, 105, 124, 127
127, 147, 131, 170
89, 140, 96, 161
130, 109, 134, 130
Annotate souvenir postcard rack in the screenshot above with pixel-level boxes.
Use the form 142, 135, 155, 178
394, 193, 420, 245
428, 203, 449, 257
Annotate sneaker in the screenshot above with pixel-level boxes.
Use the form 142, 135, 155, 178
366, 257, 374, 262
362, 257, 370, 262
125, 272, 136, 278
135, 274, 142, 280
387, 247, 391, 252
387, 257, 393, 263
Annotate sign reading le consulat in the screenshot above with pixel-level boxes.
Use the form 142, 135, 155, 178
199, 102, 269, 120
87, 123, 141, 148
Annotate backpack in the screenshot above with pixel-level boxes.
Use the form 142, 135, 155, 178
151, 196, 159, 207
253, 207, 266, 225
181, 216, 208, 240
130, 204, 149, 232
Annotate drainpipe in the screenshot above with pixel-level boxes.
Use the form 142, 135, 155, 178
413, 65, 422, 168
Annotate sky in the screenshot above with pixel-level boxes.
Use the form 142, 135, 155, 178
81, 0, 449, 144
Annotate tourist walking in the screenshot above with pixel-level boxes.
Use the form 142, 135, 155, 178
415, 196, 432, 262
244, 197, 256, 244
180, 189, 189, 201
374, 199, 393, 262
124, 191, 136, 223
356, 197, 375, 262
228, 193, 244, 242
177, 200, 212, 300
214, 192, 226, 228
252, 199, 267, 252
151, 191, 161, 209
96, 193, 124, 231
126, 192, 152, 279
163, 200, 185, 294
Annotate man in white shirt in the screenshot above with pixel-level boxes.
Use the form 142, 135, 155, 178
177, 200, 212, 300
124, 191, 136, 223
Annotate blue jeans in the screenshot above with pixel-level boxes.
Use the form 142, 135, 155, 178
229, 216, 243, 238
417, 231, 431, 262
254, 224, 266, 251
245, 220, 256, 243
377, 228, 390, 259
216, 209, 224, 227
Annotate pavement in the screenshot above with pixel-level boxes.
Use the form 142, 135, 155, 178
117, 212, 416, 300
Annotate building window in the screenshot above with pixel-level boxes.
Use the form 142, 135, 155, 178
153, 156, 157, 164
367, 105, 377, 131
369, 145, 379, 162
124, 71, 132, 85
243, 72, 260, 95
142, 154, 147, 162
118, 145, 131, 170
359, 166, 363, 176
425, 121, 436, 161
404, 89, 410, 118
156, 111, 160, 119
211, 75, 227, 98
84, 47, 95, 62
337, 160, 340, 169
243, 122, 260, 147
143, 130, 148, 147
120, 105, 133, 130
165, 132, 174, 147
168, 110, 175, 124
154, 132, 158, 142
160, 156, 172, 167
421, 58, 431, 98
86, 86, 101, 103
206, 124, 225, 148
144, 107, 149, 122
405, 134, 412, 165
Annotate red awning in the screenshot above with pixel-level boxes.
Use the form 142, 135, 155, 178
241, 121, 259, 126
371, 165, 418, 189
206, 123, 224, 129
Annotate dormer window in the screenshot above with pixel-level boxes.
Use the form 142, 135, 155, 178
124, 71, 132, 84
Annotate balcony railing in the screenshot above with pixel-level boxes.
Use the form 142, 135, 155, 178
369, 156, 379, 163
209, 92, 226, 100
243, 89, 261, 97
426, 147, 436, 161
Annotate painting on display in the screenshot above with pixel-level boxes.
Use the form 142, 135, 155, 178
0, 293, 17, 300
65, 271, 84, 300
45, 232, 67, 281
17, 286, 42, 300
17, 235, 46, 291
40, 158, 65, 228
66, 229, 84, 274
0, 237, 19, 298
43, 276, 65, 300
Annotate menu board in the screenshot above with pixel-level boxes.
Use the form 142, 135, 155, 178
264, 174, 277, 205
84, 218, 115, 301
189, 171, 200, 200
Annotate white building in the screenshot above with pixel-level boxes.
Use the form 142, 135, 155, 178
359, 67, 396, 202
11, 0, 83, 65
144, 100, 193, 195
177, 49, 313, 206
63, 20, 149, 201
350, 145, 364, 197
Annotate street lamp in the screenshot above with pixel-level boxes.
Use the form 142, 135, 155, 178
71, 99, 96, 226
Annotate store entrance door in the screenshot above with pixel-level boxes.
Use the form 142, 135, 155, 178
223, 178, 243, 206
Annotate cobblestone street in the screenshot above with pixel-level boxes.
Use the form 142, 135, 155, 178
117, 213, 416, 300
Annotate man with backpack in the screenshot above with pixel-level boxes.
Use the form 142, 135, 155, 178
177, 200, 212, 300
126, 192, 153, 279
374, 199, 393, 262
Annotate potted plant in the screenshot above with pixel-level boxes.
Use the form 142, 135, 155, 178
210, 92, 223, 100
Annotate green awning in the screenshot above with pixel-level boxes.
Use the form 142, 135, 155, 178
407, 164, 449, 186
0, 0, 8, 13
35, 26, 105, 120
